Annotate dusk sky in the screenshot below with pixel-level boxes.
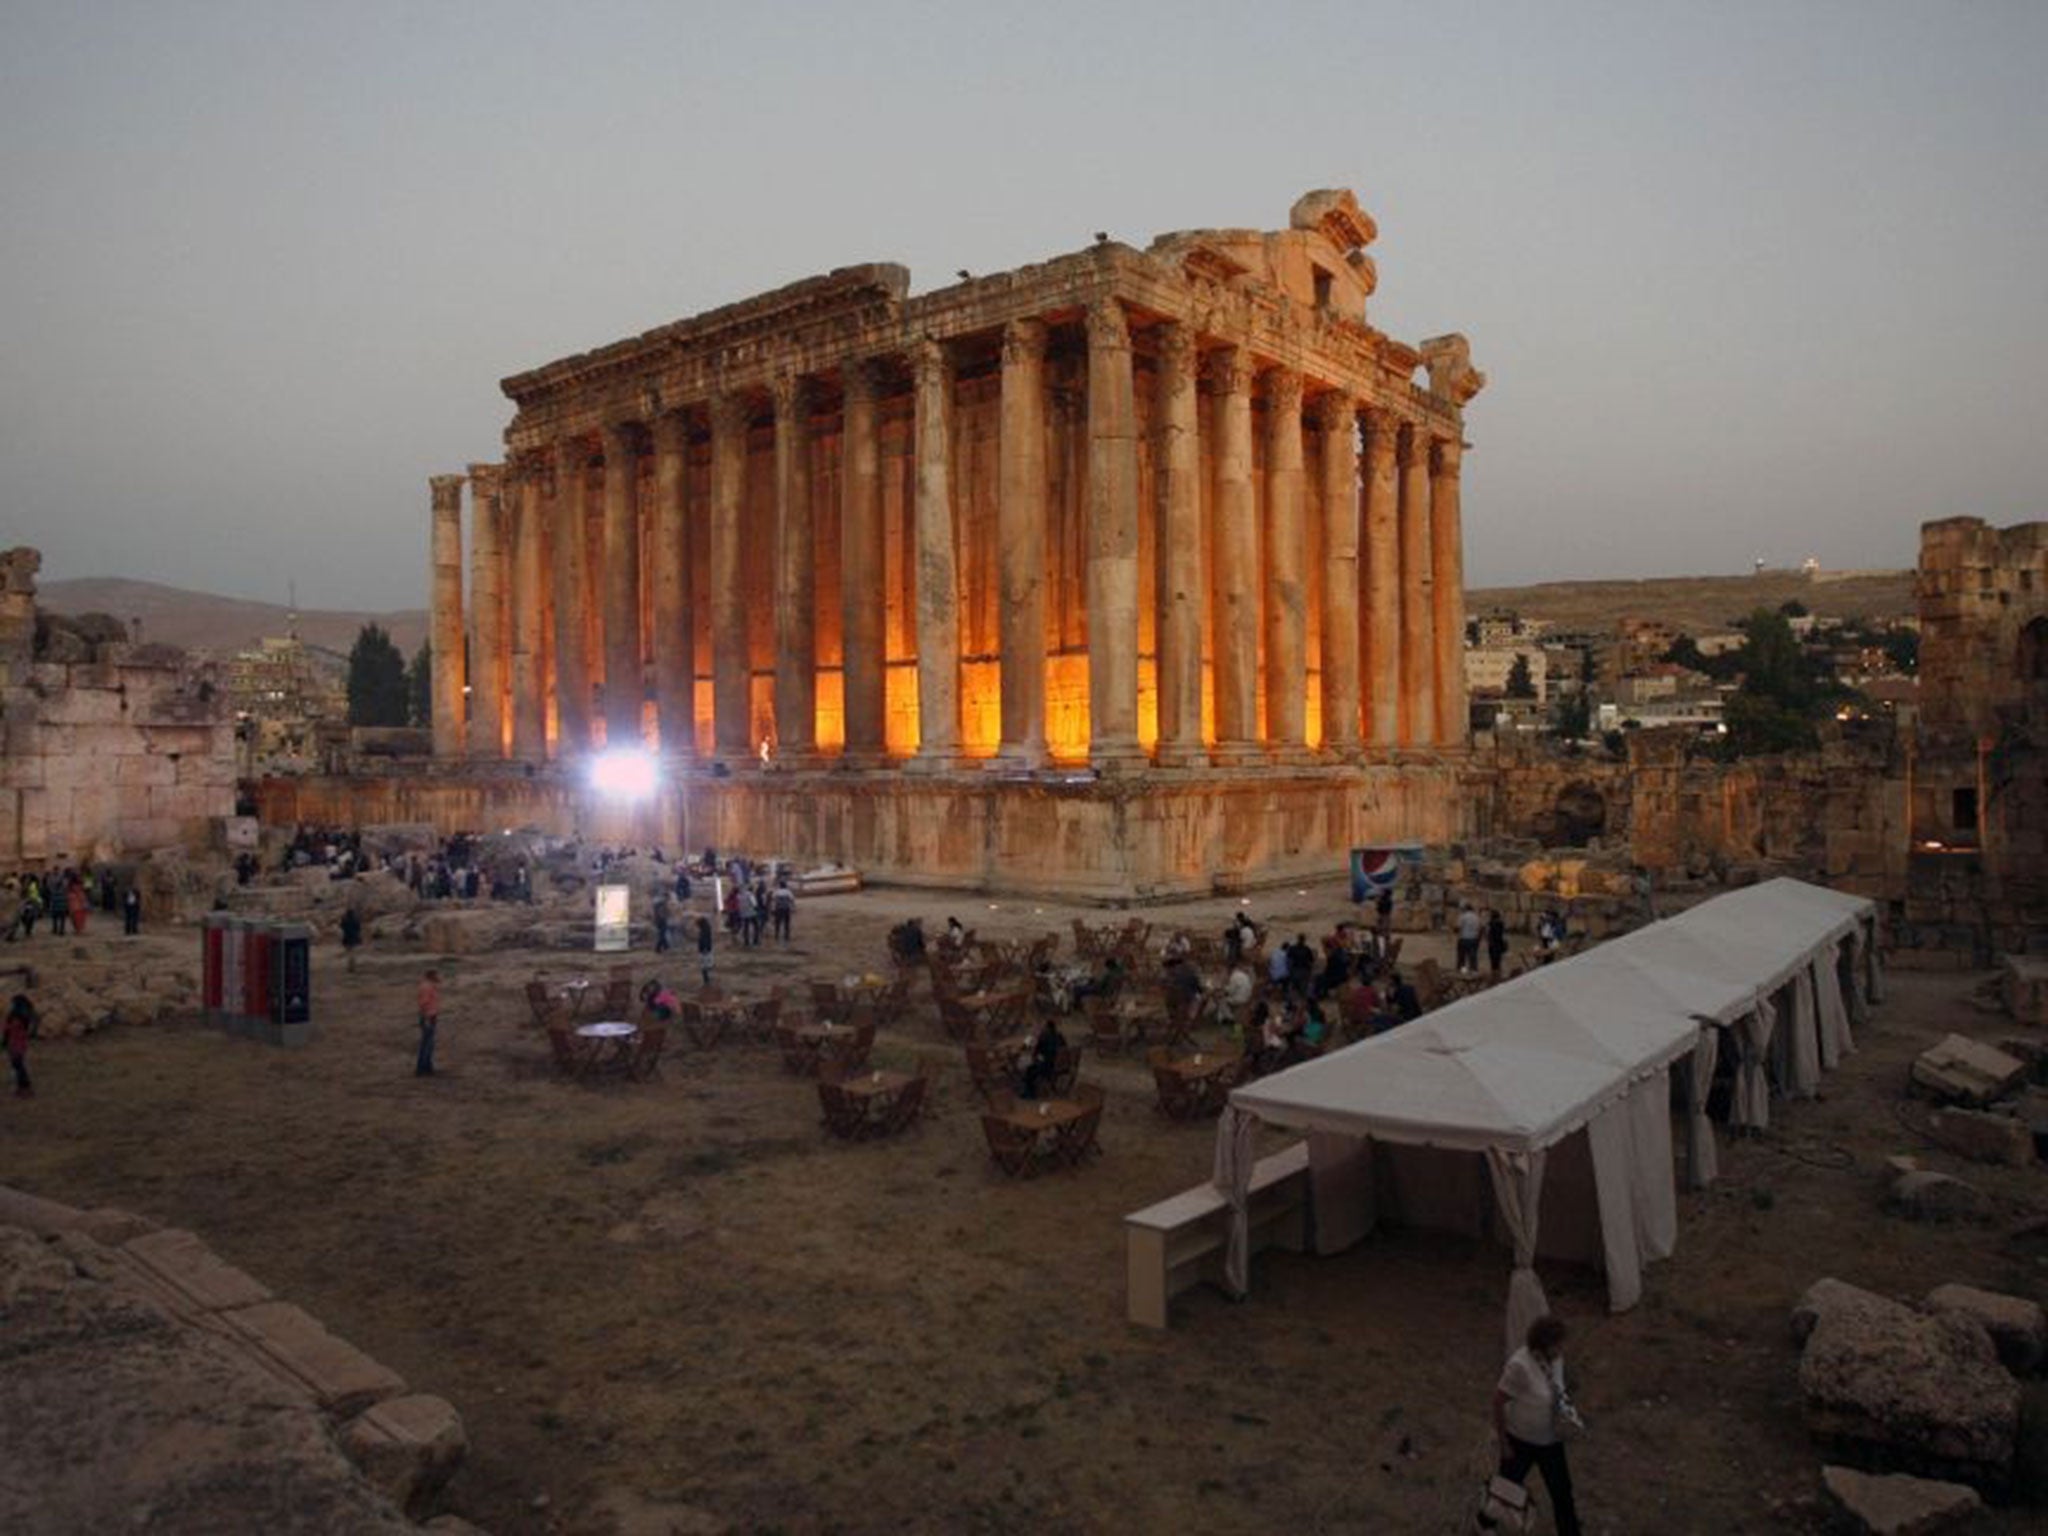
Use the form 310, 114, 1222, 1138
3, 1, 2043, 610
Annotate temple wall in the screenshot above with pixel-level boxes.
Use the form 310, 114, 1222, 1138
252, 761, 1476, 902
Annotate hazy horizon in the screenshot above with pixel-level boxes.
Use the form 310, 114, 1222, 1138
5, 1, 2044, 610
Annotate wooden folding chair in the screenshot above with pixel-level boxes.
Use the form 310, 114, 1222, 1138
546, 1026, 586, 1079
981, 1114, 1041, 1178
600, 977, 634, 1018
525, 980, 563, 1029
884, 1070, 930, 1134
1081, 995, 1128, 1057
817, 1080, 871, 1139
1056, 1083, 1105, 1165
628, 1024, 667, 1081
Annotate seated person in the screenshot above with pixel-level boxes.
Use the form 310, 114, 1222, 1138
1073, 955, 1127, 1006
1021, 1015, 1068, 1100
1163, 955, 1203, 1009
1389, 969, 1423, 1024
1162, 929, 1193, 963
640, 980, 679, 1023
1314, 945, 1352, 1000
1339, 979, 1379, 1040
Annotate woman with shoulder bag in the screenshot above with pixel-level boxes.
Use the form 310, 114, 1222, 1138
1486, 1314, 1583, 1535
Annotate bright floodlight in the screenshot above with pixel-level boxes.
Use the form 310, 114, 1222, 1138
590, 747, 657, 800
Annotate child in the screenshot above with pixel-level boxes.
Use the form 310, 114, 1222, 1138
5, 994, 37, 1097
415, 969, 441, 1077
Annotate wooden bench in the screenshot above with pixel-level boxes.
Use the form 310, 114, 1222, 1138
1123, 1141, 1311, 1328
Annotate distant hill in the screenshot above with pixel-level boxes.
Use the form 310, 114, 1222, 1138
37, 577, 426, 658
1467, 568, 1914, 636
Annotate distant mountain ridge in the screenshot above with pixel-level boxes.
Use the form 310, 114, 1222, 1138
1467, 568, 1914, 635
37, 577, 425, 658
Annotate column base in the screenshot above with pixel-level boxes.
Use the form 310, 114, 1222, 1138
1152, 741, 1210, 770
1267, 743, 1318, 768
903, 749, 973, 776
1208, 741, 1265, 768
993, 740, 1049, 772
832, 749, 890, 772
1088, 735, 1149, 776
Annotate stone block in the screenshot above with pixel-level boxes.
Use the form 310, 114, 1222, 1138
1924, 1284, 2047, 1375
120, 1228, 272, 1315
1793, 1277, 1898, 1346
1929, 1107, 2034, 1167
1799, 1283, 2019, 1490
1910, 1034, 2026, 1107
114, 753, 176, 788
342, 1393, 467, 1510
2002, 955, 2048, 1027
1819, 1465, 1981, 1535
1886, 1171, 1990, 1225
215, 1300, 404, 1417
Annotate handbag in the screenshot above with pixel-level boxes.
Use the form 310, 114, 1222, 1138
1475, 1473, 1532, 1532
1552, 1382, 1587, 1442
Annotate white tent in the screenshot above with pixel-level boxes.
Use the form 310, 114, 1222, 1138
1211, 878, 1880, 1351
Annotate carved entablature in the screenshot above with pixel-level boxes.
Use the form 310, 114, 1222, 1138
1419, 334, 1487, 406
1289, 189, 1378, 254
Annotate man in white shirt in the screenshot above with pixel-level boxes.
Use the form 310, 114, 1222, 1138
1488, 1315, 1582, 1535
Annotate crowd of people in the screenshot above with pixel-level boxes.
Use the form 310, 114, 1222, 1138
3, 865, 143, 942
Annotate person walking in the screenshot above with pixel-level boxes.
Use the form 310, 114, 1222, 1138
340, 907, 363, 972
694, 915, 716, 989
1488, 1315, 1583, 1535
48, 874, 69, 937
652, 892, 672, 953
1455, 902, 1482, 977
770, 880, 795, 944
1485, 908, 1508, 980
123, 885, 142, 937
415, 968, 441, 1077
5, 993, 38, 1098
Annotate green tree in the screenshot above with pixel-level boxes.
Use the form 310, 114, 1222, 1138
1882, 627, 1920, 675
345, 624, 409, 726
408, 641, 432, 728
1505, 653, 1537, 698
1721, 606, 1842, 755
1550, 690, 1592, 740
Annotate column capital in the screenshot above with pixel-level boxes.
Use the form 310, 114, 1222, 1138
910, 334, 952, 388
466, 461, 504, 495
556, 433, 593, 467
1432, 435, 1465, 478
1264, 366, 1304, 416
598, 419, 642, 455
1360, 406, 1399, 463
770, 371, 811, 418
1396, 420, 1432, 469
1154, 320, 1196, 384
708, 391, 752, 437
1312, 389, 1356, 431
650, 410, 691, 454
1001, 316, 1049, 365
1084, 295, 1130, 351
1202, 345, 1255, 397
429, 474, 465, 510
840, 356, 880, 404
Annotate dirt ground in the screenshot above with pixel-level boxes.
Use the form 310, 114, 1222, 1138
1, 881, 2043, 1535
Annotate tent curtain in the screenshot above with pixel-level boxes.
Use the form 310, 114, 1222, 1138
1214, 1105, 1258, 1296
1307, 1131, 1376, 1254
1787, 968, 1820, 1097
1865, 914, 1886, 1004
1625, 1073, 1678, 1261
1683, 1027, 1720, 1188
1584, 1101, 1643, 1312
1843, 930, 1872, 1027
1814, 942, 1853, 1066
1484, 1147, 1550, 1359
1730, 1001, 1773, 1132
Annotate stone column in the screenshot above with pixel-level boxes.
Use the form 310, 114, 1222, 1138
550, 436, 593, 754
1361, 408, 1401, 748
838, 360, 886, 764
1154, 322, 1204, 767
909, 338, 960, 767
508, 457, 547, 762
996, 318, 1049, 767
465, 462, 507, 759
1396, 421, 1435, 748
1263, 368, 1307, 755
771, 373, 816, 759
1316, 392, 1361, 755
1430, 434, 1469, 748
599, 421, 643, 748
1085, 297, 1142, 768
429, 475, 467, 760
709, 392, 750, 764
650, 412, 694, 759
1208, 348, 1258, 761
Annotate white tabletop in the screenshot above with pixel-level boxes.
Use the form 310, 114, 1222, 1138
577, 1020, 637, 1039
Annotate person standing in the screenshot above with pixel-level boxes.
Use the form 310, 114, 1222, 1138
4, 993, 37, 1098
66, 878, 89, 936
48, 874, 68, 937
340, 907, 363, 972
1485, 908, 1508, 980
415, 969, 441, 1077
1455, 903, 1482, 977
122, 885, 142, 936
652, 892, 672, 953
1489, 1315, 1583, 1536
1374, 885, 1394, 943
694, 915, 716, 989
770, 880, 795, 944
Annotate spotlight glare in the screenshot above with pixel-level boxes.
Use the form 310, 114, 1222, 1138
590, 747, 658, 800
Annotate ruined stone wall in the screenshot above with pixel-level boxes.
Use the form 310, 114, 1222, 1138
254, 760, 1480, 902
0, 547, 237, 868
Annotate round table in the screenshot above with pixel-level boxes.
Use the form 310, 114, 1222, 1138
575, 1019, 638, 1075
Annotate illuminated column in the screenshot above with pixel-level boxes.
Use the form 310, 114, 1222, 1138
1208, 347, 1258, 761
550, 435, 593, 754
1263, 367, 1307, 754
1430, 434, 1469, 747
428, 474, 466, 760
709, 392, 751, 764
910, 338, 961, 767
1085, 297, 1142, 768
1396, 421, 1434, 748
1153, 321, 1204, 767
997, 318, 1049, 766
650, 412, 694, 758
838, 360, 886, 764
771, 373, 816, 759
508, 456, 547, 762
1316, 392, 1361, 755
599, 421, 643, 748
465, 462, 507, 759
1361, 407, 1401, 748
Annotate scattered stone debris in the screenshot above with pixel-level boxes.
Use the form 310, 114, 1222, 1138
1820, 1464, 1982, 1536
1929, 1106, 2036, 1167
1886, 1171, 1991, 1225
1924, 1285, 2047, 1376
2001, 954, 2048, 1028
1909, 1034, 2027, 1108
